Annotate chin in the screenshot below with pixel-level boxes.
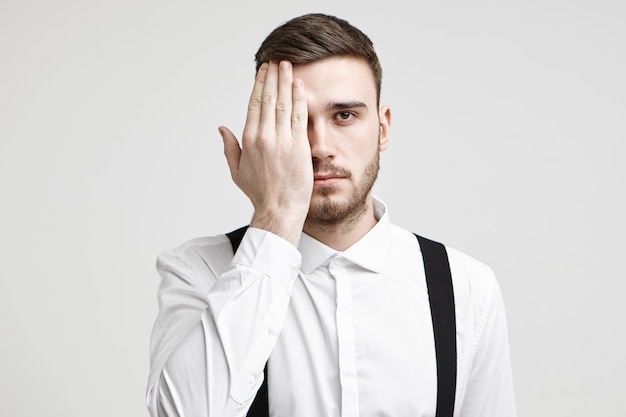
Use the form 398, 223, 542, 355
307, 190, 369, 227
310, 186, 353, 206
312, 185, 339, 197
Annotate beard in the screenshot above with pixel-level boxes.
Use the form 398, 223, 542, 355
305, 150, 380, 228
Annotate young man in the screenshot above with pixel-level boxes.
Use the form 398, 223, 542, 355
147, 13, 516, 417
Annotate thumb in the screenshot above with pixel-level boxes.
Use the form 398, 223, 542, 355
218, 126, 241, 179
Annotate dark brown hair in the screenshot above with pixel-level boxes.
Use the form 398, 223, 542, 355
255, 13, 383, 104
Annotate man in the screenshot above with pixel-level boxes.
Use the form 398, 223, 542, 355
147, 13, 516, 417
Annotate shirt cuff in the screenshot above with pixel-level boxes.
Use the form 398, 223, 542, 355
231, 227, 302, 291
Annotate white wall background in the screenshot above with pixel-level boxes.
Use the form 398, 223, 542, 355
1, 1, 624, 416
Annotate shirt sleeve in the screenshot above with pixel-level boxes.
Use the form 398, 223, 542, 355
146, 228, 302, 417
458, 278, 517, 417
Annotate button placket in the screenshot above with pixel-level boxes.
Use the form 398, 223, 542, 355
329, 256, 360, 417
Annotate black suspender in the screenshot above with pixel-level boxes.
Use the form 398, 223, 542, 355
415, 234, 457, 417
226, 226, 457, 417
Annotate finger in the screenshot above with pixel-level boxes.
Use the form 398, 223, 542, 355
259, 61, 279, 138
218, 126, 241, 180
243, 62, 269, 141
291, 78, 308, 141
276, 61, 294, 139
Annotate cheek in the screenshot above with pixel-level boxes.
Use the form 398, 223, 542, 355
335, 121, 381, 164
351, 140, 380, 175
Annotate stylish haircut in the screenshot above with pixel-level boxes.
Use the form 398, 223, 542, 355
255, 13, 383, 105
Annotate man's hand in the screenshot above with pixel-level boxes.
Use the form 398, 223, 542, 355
219, 61, 312, 246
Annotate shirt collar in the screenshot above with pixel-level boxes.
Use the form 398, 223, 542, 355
299, 196, 391, 274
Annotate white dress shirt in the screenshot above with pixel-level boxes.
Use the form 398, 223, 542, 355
146, 197, 516, 417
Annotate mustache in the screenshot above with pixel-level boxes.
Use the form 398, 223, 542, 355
312, 161, 352, 178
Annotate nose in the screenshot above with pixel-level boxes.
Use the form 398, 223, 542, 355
308, 121, 335, 161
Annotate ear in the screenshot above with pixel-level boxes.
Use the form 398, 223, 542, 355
378, 105, 391, 152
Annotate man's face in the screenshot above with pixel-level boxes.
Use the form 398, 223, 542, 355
293, 56, 391, 227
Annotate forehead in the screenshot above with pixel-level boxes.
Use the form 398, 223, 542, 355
293, 56, 377, 107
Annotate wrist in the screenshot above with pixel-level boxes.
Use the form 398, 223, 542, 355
250, 208, 307, 247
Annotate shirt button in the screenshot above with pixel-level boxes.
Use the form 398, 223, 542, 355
330, 256, 344, 268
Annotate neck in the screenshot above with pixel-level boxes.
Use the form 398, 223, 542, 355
303, 197, 378, 251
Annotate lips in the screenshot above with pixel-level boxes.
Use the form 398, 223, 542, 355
314, 173, 344, 181
313, 173, 346, 187
312, 163, 351, 187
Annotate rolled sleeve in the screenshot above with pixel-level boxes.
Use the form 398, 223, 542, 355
207, 227, 302, 407
147, 228, 302, 416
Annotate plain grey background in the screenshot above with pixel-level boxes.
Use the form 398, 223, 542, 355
1, 0, 624, 416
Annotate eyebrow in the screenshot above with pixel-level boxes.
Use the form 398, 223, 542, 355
326, 101, 369, 112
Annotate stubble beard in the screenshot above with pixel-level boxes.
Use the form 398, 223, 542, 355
305, 150, 380, 229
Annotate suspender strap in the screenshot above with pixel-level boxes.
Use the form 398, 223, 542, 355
415, 234, 457, 417
226, 225, 248, 252
227, 227, 457, 417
